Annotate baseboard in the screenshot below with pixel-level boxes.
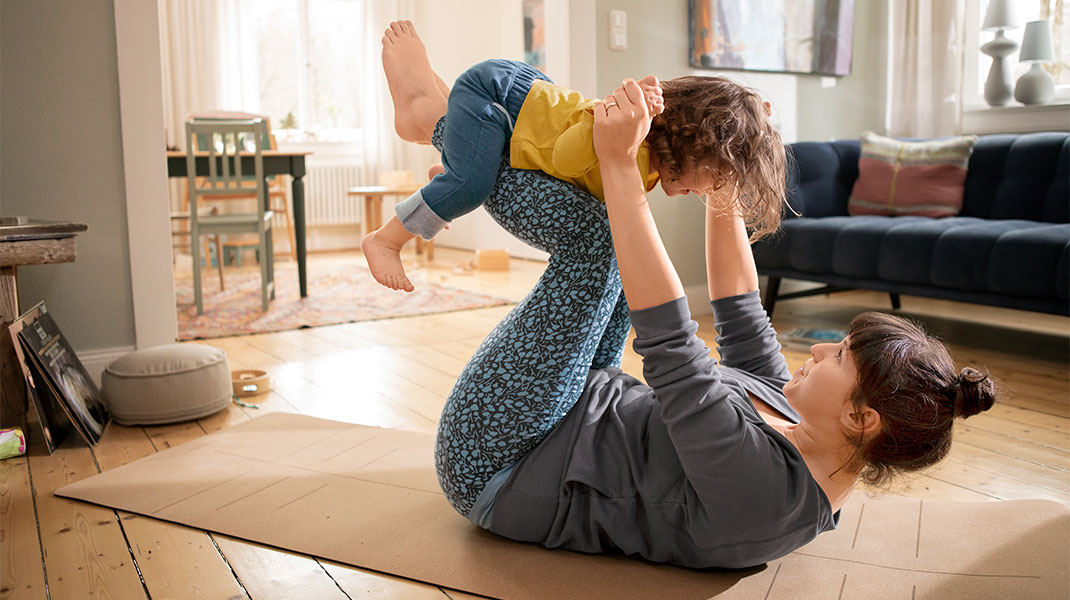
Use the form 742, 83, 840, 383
77, 346, 136, 387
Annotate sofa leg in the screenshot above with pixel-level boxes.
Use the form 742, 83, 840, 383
763, 277, 781, 316
890, 293, 901, 310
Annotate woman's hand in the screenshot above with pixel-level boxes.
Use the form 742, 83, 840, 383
594, 78, 684, 311
593, 78, 653, 170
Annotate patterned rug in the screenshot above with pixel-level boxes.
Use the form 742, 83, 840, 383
175, 259, 512, 340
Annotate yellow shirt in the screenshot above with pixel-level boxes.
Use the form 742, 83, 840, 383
509, 80, 660, 202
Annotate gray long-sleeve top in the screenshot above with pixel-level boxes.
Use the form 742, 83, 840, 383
484, 291, 839, 569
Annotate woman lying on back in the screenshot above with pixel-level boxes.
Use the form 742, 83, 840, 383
409, 65, 998, 567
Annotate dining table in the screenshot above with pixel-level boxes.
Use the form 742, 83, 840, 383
166, 150, 312, 297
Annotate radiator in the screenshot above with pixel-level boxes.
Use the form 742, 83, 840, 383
305, 162, 366, 226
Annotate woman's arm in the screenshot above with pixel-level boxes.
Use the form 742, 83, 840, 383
705, 188, 789, 381
705, 192, 759, 302
593, 79, 684, 310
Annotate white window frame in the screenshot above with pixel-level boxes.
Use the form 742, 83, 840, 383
269, 0, 364, 146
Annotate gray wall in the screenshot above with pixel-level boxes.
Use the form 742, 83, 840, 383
1, 0, 136, 352
593, 0, 887, 288
796, 0, 888, 141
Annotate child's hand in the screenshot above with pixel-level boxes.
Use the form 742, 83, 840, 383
637, 75, 664, 117
593, 79, 653, 168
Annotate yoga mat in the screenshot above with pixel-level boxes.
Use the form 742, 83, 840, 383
57, 413, 1069, 599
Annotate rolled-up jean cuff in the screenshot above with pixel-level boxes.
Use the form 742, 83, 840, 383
395, 189, 448, 240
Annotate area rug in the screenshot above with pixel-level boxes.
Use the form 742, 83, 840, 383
175, 260, 511, 340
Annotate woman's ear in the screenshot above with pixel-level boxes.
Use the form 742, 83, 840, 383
841, 405, 881, 439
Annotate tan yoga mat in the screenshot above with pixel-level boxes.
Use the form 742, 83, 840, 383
57, 413, 1069, 599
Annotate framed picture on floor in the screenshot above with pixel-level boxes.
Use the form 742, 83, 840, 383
689, 0, 855, 76
9, 302, 109, 446
8, 323, 75, 454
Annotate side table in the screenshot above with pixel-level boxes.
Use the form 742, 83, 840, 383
0, 218, 88, 429
347, 184, 435, 260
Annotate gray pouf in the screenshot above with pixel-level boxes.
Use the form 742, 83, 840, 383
102, 344, 232, 425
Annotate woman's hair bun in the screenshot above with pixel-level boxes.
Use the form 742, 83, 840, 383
953, 367, 996, 418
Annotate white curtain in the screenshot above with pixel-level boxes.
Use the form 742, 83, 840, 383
887, 0, 967, 137
160, 0, 416, 185
158, 0, 258, 152
359, 0, 416, 182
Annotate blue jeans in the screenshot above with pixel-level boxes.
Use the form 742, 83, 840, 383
430, 117, 632, 519
395, 59, 551, 240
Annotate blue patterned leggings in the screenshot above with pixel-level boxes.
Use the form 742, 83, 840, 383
432, 118, 631, 517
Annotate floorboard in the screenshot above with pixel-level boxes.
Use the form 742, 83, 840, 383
4, 248, 1066, 598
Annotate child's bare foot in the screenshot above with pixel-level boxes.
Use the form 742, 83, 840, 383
382, 21, 448, 144
637, 75, 664, 116
428, 163, 445, 179
362, 218, 416, 292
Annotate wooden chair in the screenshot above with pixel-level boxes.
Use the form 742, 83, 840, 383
170, 206, 225, 291
187, 112, 297, 263
186, 118, 275, 314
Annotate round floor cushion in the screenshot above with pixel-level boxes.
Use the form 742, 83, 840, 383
102, 344, 232, 425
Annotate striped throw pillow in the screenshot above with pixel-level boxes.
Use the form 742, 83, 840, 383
847, 131, 978, 217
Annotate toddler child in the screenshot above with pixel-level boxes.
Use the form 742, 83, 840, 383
363, 20, 785, 292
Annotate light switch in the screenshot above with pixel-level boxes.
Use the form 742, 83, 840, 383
609, 10, 627, 50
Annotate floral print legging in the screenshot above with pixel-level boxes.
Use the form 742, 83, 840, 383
430, 118, 631, 517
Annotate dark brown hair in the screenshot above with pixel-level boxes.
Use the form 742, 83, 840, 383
647, 76, 785, 240
845, 312, 997, 485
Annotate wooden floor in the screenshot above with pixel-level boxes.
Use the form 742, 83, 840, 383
3, 248, 1067, 599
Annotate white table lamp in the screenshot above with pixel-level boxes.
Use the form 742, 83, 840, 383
981, 0, 1021, 107
1015, 20, 1056, 105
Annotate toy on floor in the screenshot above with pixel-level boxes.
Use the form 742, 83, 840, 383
0, 428, 26, 459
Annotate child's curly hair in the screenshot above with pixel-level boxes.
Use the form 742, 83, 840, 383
647, 76, 786, 241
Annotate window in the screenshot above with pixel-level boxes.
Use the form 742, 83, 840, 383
250, 0, 364, 142
967, 0, 1070, 107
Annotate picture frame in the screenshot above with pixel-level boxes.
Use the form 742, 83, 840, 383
8, 323, 75, 454
8, 302, 109, 446
688, 0, 855, 76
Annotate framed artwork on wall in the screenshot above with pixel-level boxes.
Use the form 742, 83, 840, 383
689, 0, 855, 76
523, 0, 546, 70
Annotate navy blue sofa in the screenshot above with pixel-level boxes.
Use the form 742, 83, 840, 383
753, 132, 1070, 316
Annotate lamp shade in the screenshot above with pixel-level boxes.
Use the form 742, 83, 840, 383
1020, 20, 1055, 62
982, 0, 1021, 31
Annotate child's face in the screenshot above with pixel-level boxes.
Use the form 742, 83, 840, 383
659, 166, 721, 198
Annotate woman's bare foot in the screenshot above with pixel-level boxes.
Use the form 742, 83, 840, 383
382, 21, 448, 144
362, 217, 416, 292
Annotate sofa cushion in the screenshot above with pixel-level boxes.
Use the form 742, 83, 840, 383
830, 216, 928, 279
848, 132, 977, 217
929, 220, 1051, 293
963, 133, 1070, 223
1044, 137, 1069, 223
785, 141, 859, 218
784, 217, 858, 273
877, 217, 985, 285
1058, 244, 1070, 301
991, 134, 1070, 222
987, 224, 1070, 298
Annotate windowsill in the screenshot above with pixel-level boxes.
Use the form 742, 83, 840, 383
960, 102, 1070, 135
277, 138, 362, 162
